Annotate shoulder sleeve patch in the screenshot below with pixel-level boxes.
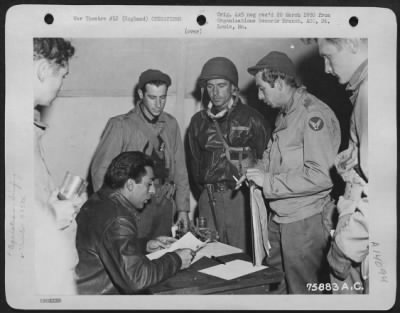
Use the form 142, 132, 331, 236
308, 116, 324, 131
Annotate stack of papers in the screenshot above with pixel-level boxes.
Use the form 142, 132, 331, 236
250, 185, 271, 266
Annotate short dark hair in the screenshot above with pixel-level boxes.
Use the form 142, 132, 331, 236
140, 80, 168, 94
33, 38, 75, 66
261, 68, 299, 88
104, 151, 154, 189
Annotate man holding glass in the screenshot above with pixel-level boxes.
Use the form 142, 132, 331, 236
33, 38, 87, 294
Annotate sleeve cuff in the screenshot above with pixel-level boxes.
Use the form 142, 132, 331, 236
137, 237, 149, 254
166, 251, 182, 269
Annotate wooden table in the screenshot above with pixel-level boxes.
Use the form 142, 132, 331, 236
149, 253, 284, 294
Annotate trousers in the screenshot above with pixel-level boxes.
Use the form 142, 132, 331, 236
267, 213, 330, 294
136, 183, 174, 239
198, 187, 252, 254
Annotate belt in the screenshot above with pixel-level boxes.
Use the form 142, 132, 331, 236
205, 181, 234, 193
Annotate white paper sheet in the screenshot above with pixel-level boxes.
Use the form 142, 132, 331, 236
191, 241, 242, 264
146, 233, 243, 264
146, 232, 206, 260
198, 260, 267, 280
250, 185, 270, 266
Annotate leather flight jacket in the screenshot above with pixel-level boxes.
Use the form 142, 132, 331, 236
75, 187, 182, 294
188, 100, 270, 192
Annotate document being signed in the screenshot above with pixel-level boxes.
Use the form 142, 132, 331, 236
146, 232, 206, 261
146, 232, 243, 264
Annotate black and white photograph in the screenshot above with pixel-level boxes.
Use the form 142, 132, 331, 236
4, 5, 397, 310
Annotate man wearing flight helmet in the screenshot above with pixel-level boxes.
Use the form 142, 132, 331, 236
187, 57, 271, 254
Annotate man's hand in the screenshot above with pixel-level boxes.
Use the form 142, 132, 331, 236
245, 168, 266, 187
176, 211, 190, 233
234, 168, 266, 189
174, 248, 194, 270
48, 190, 86, 230
146, 236, 177, 253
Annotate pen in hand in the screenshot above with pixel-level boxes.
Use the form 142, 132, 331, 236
211, 256, 226, 265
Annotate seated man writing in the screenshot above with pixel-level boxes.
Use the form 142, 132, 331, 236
75, 151, 193, 294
